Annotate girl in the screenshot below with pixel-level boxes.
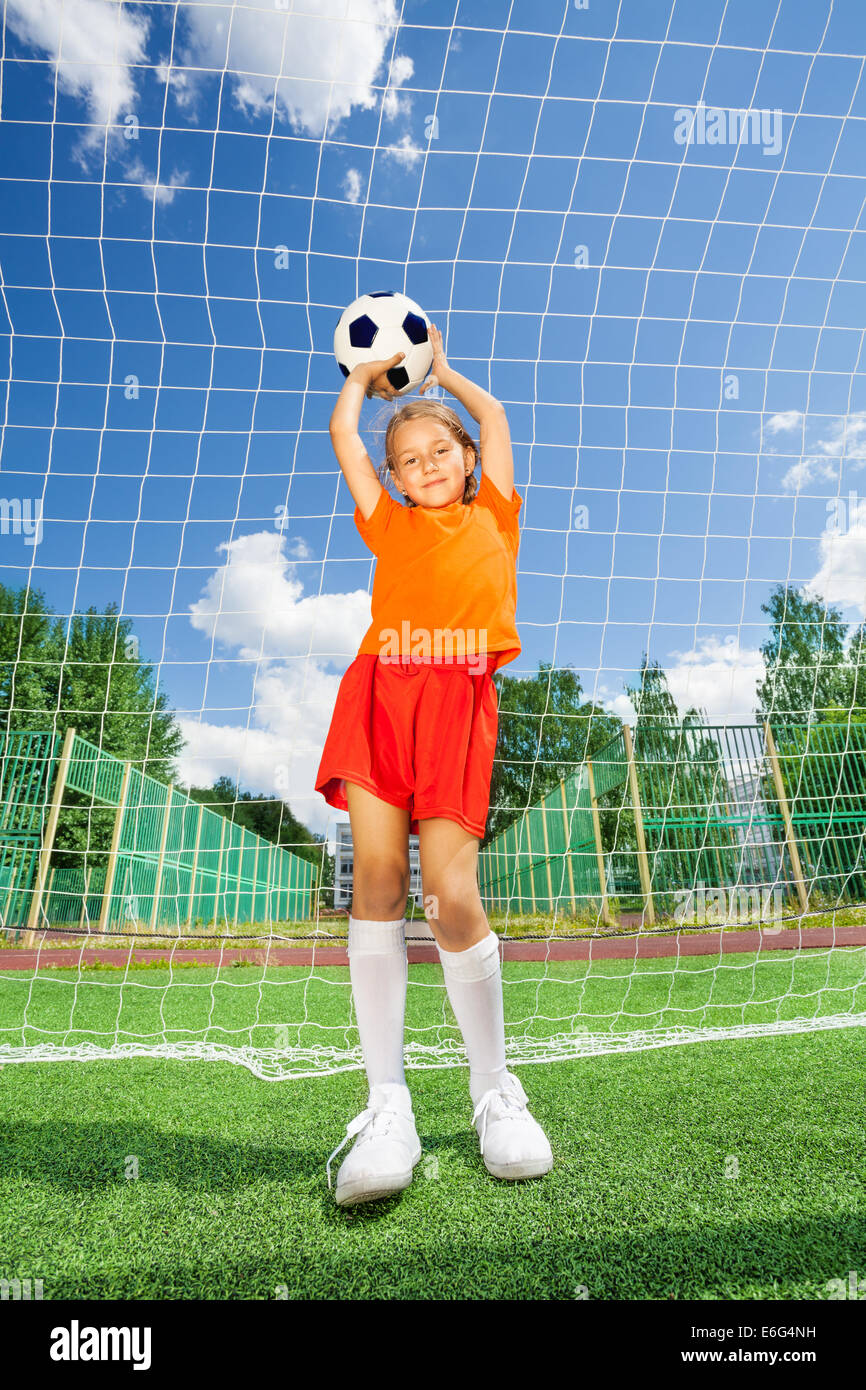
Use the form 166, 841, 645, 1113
315, 324, 553, 1207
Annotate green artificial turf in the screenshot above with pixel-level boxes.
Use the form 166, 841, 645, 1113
1, 953, 865, 1300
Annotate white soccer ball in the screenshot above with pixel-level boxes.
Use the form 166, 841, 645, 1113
333, 290, 434, 396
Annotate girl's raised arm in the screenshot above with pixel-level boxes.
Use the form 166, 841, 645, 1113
419, 325, 513, 499
329, 352, 405, 522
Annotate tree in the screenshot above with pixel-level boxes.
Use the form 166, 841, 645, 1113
0, 585, 329, 908
0, 584, 185, 779
0, 586, 187, 883
755, 584, 850, 727
827, 620, 866, 724
485, 661, 621, 846
625, 657, 736, 899
0, 582, 57, 727
187, 775, 333, 885
755, 595, 866, 906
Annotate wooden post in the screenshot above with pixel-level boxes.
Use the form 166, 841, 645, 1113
764, 722, 809, 915
250, 836, 260, 929
540, 798, 554, 914
24, 726, 76, 946
623, 724, 655, 926
97, 760, 132, 937
43, 866, 56, 927
265, 841, 275, 926
212, 815, 226, 929
233, 826, 244, 928
185, 802, 203, 931
559, 779, 577, 914
77, 866, 92, 932
586, 761, 613, 927
525, 813, 536, 914
149, 784, 174, 932
498, 833, 505, 914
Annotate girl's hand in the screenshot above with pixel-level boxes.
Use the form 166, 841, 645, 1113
419, 323, 448, 395
348, 351, 406, 400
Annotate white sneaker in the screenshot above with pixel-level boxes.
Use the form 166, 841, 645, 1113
327, 1082, 422, 1207
472, 1071, 553, 1180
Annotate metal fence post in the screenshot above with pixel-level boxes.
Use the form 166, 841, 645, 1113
763, 722, 809, 914
24, 725, 76, 945
540, 799, 554, 913
212, 815, 226, 929
97, 760, 132, 938
77, 866, 92, 932
525, 812, 536, 914
185, 802, 203, 931
559, 779, 577, 913
623, 724, 656, 926
586, 761, 614, 927
149, 784, 174, 933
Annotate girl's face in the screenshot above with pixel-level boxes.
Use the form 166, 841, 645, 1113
391, 417, 473, 507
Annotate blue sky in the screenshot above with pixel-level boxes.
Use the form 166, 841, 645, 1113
0, 0, 865, 839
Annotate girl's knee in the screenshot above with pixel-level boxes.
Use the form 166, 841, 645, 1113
425, 881, 481, 926
352, 860, 410, 921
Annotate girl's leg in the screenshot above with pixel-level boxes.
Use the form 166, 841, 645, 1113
345, 781, 411, 1089
417, 818, 508, 1105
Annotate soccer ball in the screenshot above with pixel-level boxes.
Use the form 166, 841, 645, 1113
333, 291, 434, 396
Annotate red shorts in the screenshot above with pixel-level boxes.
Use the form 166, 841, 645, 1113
315, 653, 500, 839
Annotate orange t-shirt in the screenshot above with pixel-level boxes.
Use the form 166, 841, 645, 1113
353, 470, 522, 672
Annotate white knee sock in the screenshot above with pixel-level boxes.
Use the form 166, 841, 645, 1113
436, 930, 508, 1106
347, 915, 408, 1090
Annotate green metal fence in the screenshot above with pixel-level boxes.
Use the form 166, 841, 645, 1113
479, 719, 866, 920
0, 727, 317, 933
0, 730, 58, 930
4, 717, 861, 934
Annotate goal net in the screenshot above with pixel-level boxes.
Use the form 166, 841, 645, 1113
1, 0, 865, 1078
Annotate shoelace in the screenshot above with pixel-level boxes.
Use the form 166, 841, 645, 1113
325, 1104, 399, 1190
472, 1081, 529, 1157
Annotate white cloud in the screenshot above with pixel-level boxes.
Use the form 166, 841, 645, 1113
804, 494, 866, 616
176, 0, 414, 138
125, 158, 189, 205
596, 635, 766, 728
173, 659, 347, 844
382, 53, 414, 118
775, 411, 866, 493
188, 528, 372, 663
662, 635, 767, 724
380, 132, 424, 166
814, 412, 866, 465
342, 167, 363, 203
594, 685, 636, 725
5, 0, 149, 150
780, 455, 837, 492
179, 526, 374, 840
591, 634, 766, 731
155, 63, 198, 115
7, 0, 415, 192
763, 410, 803, 437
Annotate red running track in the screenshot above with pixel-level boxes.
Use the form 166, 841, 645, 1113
1, 924, 864, 969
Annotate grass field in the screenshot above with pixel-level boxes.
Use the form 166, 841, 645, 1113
1, 951, 865, 1299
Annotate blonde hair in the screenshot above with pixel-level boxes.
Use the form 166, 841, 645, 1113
370, 398, 479, 508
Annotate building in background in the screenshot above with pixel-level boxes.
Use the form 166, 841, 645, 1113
333, 822, 425, 911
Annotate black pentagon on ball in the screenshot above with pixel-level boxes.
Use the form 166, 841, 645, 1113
402, 312, 428, 345
386, 365, 410, 391
338, 362, 350, 377
348, 314, 378, 349
369, 290, 394, 298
